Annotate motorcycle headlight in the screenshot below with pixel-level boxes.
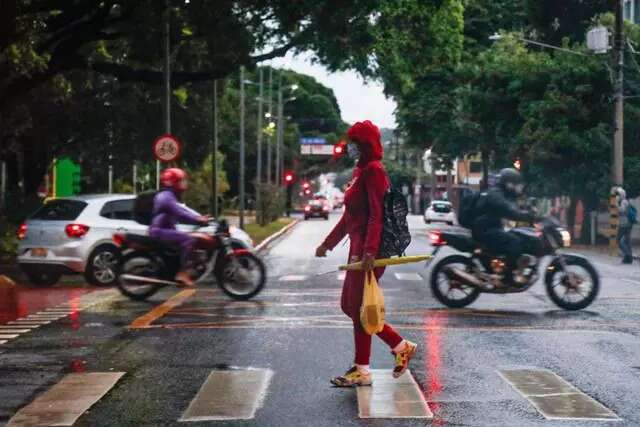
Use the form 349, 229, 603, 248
559, 230, 571, 247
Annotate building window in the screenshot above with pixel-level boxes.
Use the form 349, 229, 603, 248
469, 161, 482, 174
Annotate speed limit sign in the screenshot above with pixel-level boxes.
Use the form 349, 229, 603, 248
152, 134, 182, 163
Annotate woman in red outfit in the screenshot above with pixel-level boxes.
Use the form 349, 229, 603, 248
315, 120, 417, 387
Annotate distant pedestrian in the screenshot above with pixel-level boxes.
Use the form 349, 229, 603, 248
315, 120, 417, 387
614, 187, 634, 264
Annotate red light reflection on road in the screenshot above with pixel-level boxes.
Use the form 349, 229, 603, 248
70, 359, 86, 373
424, 311, 447, 425
69, 298, 81, 330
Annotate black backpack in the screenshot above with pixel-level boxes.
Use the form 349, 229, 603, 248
457, 190, 481, 229
378, 188, 412, 258
133, 191, 157, 225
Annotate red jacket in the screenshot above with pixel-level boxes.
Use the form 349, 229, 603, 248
323, 121, 389, 257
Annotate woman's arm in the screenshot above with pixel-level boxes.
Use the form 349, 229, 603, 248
363, 165, 388, 257
322, 213, 347, 250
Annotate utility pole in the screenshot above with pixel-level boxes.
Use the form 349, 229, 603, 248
239, 67, 246, 229
159, 0, 171, 190
276, 74, 283, 186
133, 163, 137, 194
610, 0, 625, 254
0, 161, 6, 212
266, 68, 273, 184
256, 69, 264, 222
211, 80, 219, 217
613, 0, 624, 186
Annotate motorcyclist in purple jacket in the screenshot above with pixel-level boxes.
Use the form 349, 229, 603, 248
150, 168, 211, 286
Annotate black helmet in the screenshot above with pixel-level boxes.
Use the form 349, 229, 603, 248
498, 168, 524, 197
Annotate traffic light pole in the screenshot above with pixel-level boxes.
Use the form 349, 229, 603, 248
610, 0, 624, 254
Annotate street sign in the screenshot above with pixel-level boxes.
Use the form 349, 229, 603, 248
153, 134, 182, 163
299, 137, 326, 145
587, 26, 609, 54
300, 145, 334, 155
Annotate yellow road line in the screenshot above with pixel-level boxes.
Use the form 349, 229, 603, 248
128, 289, 196, 329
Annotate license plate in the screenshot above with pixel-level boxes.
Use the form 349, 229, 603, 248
31, 248, 48, 257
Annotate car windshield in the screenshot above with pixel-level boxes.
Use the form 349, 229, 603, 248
432, 203, 451, 213
30, 200, 87, 220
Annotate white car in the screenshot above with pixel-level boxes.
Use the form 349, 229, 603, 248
17, 194, 253, 287
424, 201, 456, 225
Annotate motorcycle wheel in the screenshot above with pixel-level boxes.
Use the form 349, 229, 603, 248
216, 252, 266, 301
545, 257, 599, 310
430, 255, 481, 308
116, 252, 163, 301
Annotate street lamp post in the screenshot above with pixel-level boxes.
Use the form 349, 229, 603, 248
211, 79, 219, 217
158, 0, 172, 190
239, 66, 246, 230
275, 81, 298, 186
256, 68, 264, 220
266, 68, 273, 184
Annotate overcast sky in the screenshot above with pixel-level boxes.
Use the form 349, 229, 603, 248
271, 51, 397, 129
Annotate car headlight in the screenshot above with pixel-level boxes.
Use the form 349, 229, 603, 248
560, 230, 571, 247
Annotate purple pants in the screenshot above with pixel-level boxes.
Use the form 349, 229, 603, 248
149, 228, 196, 269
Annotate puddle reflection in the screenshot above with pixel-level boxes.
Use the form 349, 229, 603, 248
424, 311, 446, 426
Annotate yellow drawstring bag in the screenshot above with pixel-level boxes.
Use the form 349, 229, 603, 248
360, 271, 385, 335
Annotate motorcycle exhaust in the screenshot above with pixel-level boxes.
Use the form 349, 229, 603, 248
443, 266, 485, 288
119, 274, 178, 287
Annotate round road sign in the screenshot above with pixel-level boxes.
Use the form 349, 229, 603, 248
153, 134, 182, 163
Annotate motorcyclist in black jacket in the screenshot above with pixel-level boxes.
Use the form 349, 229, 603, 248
472, 168, 537, 284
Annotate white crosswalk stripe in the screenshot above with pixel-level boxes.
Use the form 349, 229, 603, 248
179, 368, 273, 421
6, 372, 125, 426
394, 272, 423, 281
278, 274, 309, 282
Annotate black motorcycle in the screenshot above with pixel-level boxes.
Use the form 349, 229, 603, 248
113, 219, 266, 301
428, 217, 599, 310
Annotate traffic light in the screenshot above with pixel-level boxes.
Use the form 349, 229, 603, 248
333, 140, 346, 159
302, 181, 310, 191
283, 170, 296, 186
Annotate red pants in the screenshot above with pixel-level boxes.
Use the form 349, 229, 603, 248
342, 234, 403, 365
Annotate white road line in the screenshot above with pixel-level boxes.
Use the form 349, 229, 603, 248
394, 273, 423, 281
0, 340, 7, 344
8, 320, 49, 326
0, 334, 18, 339
0, 329, 31, 333
499, 369, 619, 420
179, 368, 273, 422
357, 370, 433, 419
278, 275, 309, 282
6, 372, 125, 426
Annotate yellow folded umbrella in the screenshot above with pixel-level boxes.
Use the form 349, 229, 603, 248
338, 255, 433, 271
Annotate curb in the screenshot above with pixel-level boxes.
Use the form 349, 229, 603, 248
255, 219, 300, 253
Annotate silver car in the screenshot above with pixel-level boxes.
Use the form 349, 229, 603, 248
17, 194, 253, 286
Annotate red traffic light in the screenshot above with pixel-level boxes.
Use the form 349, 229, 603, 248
302, 181, 310, 190
332, 140, 346, 160
283, 170, 296, 186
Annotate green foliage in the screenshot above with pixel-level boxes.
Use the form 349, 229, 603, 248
0, 220, 18, 262
183, 152, 230, 213
256, 183, 285, 226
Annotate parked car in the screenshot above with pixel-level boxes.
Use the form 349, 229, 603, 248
424, 200, 456, 225
304, 196, 331, 220
17, 194, 253, 287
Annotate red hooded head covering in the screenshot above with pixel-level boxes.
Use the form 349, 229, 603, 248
347, 120, 383, 167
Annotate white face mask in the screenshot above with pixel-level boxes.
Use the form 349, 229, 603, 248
347, 143, 360, 160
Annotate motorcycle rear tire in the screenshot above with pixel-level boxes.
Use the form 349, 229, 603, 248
430, 255, 481, 308
116, 251, 164, 301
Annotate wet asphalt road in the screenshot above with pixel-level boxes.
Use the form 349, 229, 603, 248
2, 213, 640, 426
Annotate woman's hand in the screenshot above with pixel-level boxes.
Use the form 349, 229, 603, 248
362, 253, 375, 271
315, 243, 328, 258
